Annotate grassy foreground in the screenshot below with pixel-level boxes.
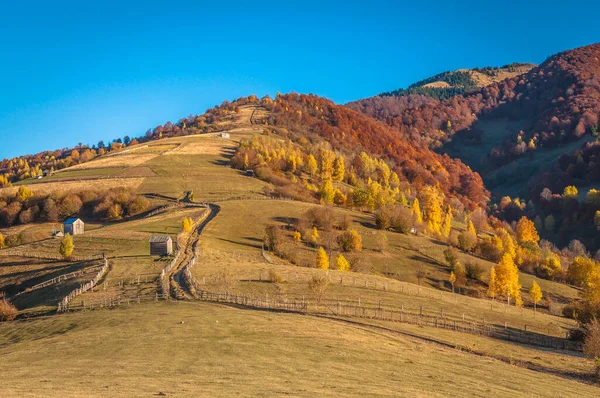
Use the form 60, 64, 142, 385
0, 301, 597, 397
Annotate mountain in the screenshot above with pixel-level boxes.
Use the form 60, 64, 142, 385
348, 43, 600, 249
380, 63, 536, 101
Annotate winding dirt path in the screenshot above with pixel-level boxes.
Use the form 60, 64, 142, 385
168, 204, 220, 299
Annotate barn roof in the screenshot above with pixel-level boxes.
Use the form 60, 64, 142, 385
64, 217, 82, 225
149, 236, 172, 243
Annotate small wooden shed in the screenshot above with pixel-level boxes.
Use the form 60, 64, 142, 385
149, 236, 173, 256
64, 218, 85, 235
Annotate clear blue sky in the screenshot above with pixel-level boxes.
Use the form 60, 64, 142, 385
1, 0, 599, 159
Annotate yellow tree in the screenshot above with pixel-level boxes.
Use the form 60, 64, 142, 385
318, 149, 336, 180
516, 216, 540, 246
467, 220, 476, 235
316, 247, 329, 270
182, 217, 194, 233
529, 281, 542, 314
449, 271, 457, 293
411, 198, 423, 224
494, 253, 522, 306
0, 233, 5, 249
310, 227, 320, 246
487, 267, 497, 299
320, 179, 335, 204
60, 234, 74, 260
335, 254, 350, 271
497, 227, 516, 258
293, 231, 302, 242
333, 155, 345, 182
441, 209, 452, 238
563, 185, 579, 199
421, 187, 442, 234
16, 186, 33, 203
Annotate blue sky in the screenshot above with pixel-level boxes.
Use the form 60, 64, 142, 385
1, 0, 599, 159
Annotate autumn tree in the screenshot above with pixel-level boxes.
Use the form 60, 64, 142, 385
15, 186, 33, 203
449, 272, 457, 293
457, 231, 477, 252
529, 281, 542, 314
0, 233, 5, 249
452, 262, 467, 293
306, 154, 318, 177
182, 217, 194, 233
320, 179, 335, 204
316, 246, 329, 270
60, 233, 74, 260
421, 187, 442, 234
493, 253, 522, 306
411, 198, 422, 224
337, 230, 362, 252
333, 155, 345, 182
467, 220, 476, 235
487, 267, 497, 299
441, 206, 452, 238
318, 149, 336, 180
335, 254, 350, 271
516, 216, 539, 246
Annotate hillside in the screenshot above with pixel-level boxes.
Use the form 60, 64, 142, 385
380, 63, 535, 101
349, 43, 600, 250
1, 99, 598, 395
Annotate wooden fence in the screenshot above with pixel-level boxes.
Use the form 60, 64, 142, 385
193, 289, 581, 351
9, 263, 104, 300
0, 250, 103, 262
57, 259, 110, 312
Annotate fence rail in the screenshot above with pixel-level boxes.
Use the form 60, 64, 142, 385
57, 259, 110, 312
193, 289, 581, 351
10, 264, 104, 300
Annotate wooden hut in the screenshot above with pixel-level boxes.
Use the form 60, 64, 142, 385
149, 236, 173, 256
64, 218, 85, 235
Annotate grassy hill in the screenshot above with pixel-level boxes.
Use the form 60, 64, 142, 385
0, 103, 598, 395
0, 301, 597, 398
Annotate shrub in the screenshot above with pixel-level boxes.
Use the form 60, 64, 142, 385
60, 234, 74, 260
583, 319, 600, 382
443, 246, 459, 268
465, 261, 484, 281
264, 225, 284, 253
375, 207, 392, 230
337, 230, 362, 252
269, 270, 285, 283
59, 194, 83, 218
0, 299, 18, 321
5, 234, 21, 247
457, 231, 477, 252
391, 206, 414, 234
128, 196, 150, 215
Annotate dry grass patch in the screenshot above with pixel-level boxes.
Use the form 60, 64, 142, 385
0, 301, 596, 397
